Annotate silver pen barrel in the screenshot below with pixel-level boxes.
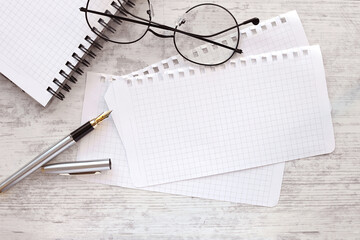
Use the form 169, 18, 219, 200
42, 159, 111, 175
0, 136, 75, 193
0, 110, 112, 193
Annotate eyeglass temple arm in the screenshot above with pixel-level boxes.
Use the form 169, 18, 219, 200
148, 29, 173, 38
192, 17, 259, 38
80, 8, 242, 54
149, 17, 259, 39
116, 0, 257, 39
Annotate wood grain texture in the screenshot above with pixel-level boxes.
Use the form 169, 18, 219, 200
0, 0, 359, 239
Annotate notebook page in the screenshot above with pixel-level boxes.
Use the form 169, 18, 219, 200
77, 72, 284, 206
0, 0, 114, 106
112, 45, 334, 187
77, 11, 308, 205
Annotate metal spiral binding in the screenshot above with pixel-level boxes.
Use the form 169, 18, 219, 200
72, 52, 90, 67
47, 87, 65, 100
98, 18, 116, 33
79, 44, 96, 58
85, 36, 102, 50
60, 70, 77, 83
53, 78, 71, 92
47, 6, 117, 101
111, 1, 128, 16
126, 0, 135, 8
66, 61, 84, 75
105, 10, 122, 25
92, 27, 110, 41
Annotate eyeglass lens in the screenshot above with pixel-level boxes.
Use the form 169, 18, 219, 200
174, 4, 239, 66
85, 1, 240, 65
86, 0, 151, 44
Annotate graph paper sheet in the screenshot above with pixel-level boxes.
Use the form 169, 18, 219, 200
0, 0, 114, 106
78, 72, 284, 206
110, 45, 334, 187
77, 11, 312, 205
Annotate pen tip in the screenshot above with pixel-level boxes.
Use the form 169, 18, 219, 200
101, 110, 112, 120
90, 110, 113, 127
104, 110, 112, 117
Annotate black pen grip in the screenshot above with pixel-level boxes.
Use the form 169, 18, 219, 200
71, 121, 94, 142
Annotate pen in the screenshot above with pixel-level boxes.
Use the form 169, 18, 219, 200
0, 110, 112, 193
41, 159, 112, 175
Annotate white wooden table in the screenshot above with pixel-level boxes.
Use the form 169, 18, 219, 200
0, 0, 359, 239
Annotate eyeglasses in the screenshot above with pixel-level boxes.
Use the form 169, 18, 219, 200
81, 0, 259, 66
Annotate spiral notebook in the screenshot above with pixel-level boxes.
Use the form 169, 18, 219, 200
0, 0, 118, 106
77, 11, 316, 206
109, 45, 334, 187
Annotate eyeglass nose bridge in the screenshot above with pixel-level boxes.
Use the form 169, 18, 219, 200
176, 15, 186, 27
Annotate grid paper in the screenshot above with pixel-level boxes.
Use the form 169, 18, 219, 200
111, 45, 334, 187
0, 0, 114, 106
78, 72, 284, 206
77, 11, 311, 206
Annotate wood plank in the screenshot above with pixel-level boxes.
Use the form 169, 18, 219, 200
0, 0, 359, 239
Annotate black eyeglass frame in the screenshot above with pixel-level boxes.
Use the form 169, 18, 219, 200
84, 0, 153, 45
172, 3, 240, 66
81, 1, 260, 66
